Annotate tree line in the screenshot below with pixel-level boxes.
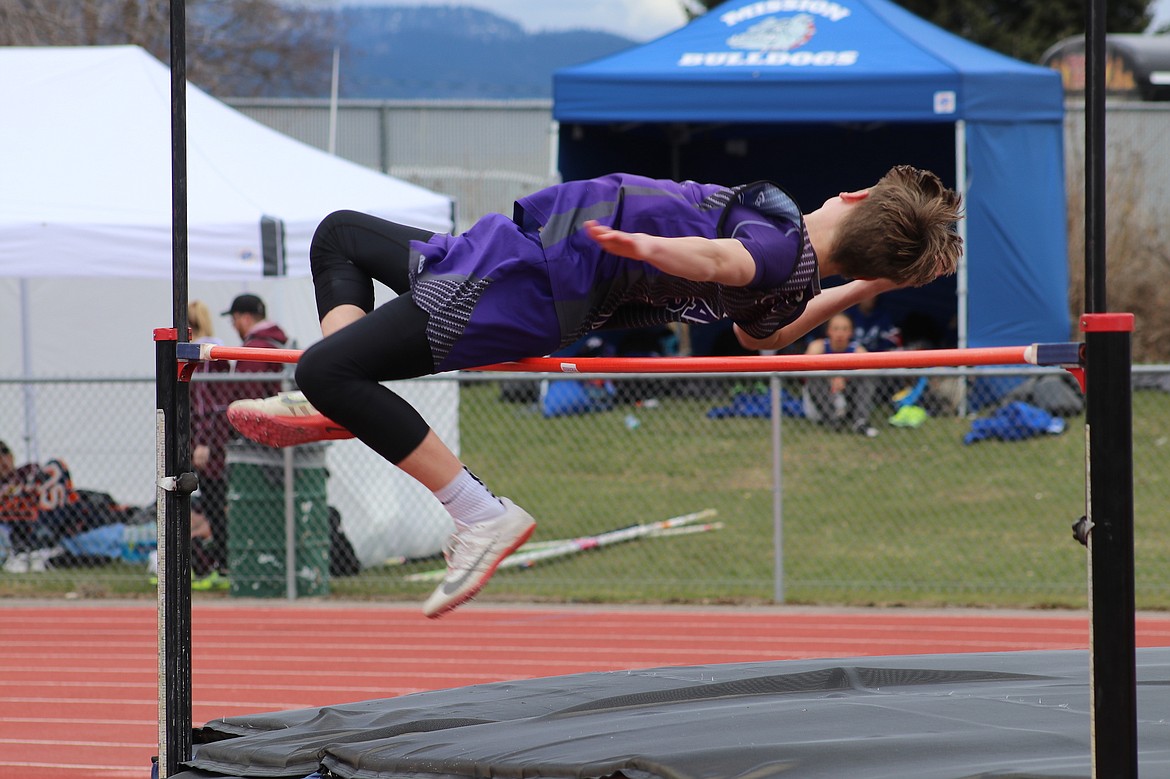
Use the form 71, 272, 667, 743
0, 0, 336, 96
0, 0, 1157, 98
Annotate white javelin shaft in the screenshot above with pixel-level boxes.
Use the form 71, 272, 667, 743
503, 508, 719, 569
404, 508, 718, 582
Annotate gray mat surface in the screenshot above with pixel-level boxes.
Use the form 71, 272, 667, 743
177, 648, 1170, 779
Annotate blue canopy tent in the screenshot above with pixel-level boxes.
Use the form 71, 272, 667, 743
553, 0, 1069, 350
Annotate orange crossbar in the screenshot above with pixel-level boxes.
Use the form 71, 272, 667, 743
203, 344, 1035, 373
478, 347, 1032, 373
205, 345, 304, 364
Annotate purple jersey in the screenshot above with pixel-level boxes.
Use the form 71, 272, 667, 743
409, 173, 818, 371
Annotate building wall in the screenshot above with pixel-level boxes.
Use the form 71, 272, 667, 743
229, 98, 1170, 233
228, 99, 557, 233
1063, 102, 1170, 215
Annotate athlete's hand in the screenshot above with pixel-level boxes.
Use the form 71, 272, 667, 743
584, 220, 652, 261
584, 219, 756, 287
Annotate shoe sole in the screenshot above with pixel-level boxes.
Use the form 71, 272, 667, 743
228, 407, 354, 448
423, 521, 536, 619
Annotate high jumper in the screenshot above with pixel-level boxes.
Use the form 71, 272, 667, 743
218, 166, 963, 618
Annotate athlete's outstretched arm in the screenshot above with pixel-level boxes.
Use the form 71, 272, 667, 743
734, 278, 900, 351
584, 220, 756, 286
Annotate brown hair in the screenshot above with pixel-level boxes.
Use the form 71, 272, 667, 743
188, 300, 215, 340
833, 165, 963, 287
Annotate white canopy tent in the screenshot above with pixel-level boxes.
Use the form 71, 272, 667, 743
0, 46, 458, 562
0, 45, 453, 279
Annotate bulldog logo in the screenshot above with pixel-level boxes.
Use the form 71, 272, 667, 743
727, 14, 816, 51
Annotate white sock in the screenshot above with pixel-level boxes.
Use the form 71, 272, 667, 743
434, 467, 505, 528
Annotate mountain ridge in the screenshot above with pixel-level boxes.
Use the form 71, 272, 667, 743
334, 5, 639, 99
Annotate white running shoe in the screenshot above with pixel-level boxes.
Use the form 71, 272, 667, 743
227, 391, 354, 448
422, 499, 536, 619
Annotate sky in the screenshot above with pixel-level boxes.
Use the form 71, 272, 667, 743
312, 0, 1170, 39
1153, 0, 1170, 29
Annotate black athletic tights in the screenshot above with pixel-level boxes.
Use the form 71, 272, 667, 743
295, 210, 439, 465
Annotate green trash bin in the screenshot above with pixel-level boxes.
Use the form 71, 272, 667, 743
225, 440, 330, 598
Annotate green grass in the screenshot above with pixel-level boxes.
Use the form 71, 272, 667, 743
7, 380, 1170, 610
330, 381, 1170, 610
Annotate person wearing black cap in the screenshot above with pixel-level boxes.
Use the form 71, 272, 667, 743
222, 292, 289, 392
221, 292, 289, 392
219, 291, 263, 318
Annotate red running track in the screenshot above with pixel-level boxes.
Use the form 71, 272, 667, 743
2, 600, 1169, 779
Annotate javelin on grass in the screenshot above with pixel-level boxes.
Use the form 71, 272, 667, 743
404, 508, 719, 583
513, 521, 723, 553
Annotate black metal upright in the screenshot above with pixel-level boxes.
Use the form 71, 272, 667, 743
157, 0, 194, 776
1082, 314, 1138, 778
1083, 0, 1139, 774
155, 331, 192, 777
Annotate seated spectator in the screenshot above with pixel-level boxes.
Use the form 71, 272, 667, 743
802, 314, 878, 437
0, 438, 81, 556
1, 440, 144, 574
850, 293, 902, 353
850, 292, 902, 405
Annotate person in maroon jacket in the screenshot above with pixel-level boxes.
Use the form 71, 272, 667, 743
223, 293, 290, 399
190, 294, 288, 580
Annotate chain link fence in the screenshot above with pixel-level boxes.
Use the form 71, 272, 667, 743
2, 366, 1168, 608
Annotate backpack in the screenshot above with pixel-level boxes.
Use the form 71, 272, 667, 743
1001, 373, 1084, 417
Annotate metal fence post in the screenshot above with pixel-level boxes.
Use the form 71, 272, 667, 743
770, 371, 784, 604
284, 446, 296, 600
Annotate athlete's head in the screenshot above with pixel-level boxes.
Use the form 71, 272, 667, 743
833, 165, 963, 287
